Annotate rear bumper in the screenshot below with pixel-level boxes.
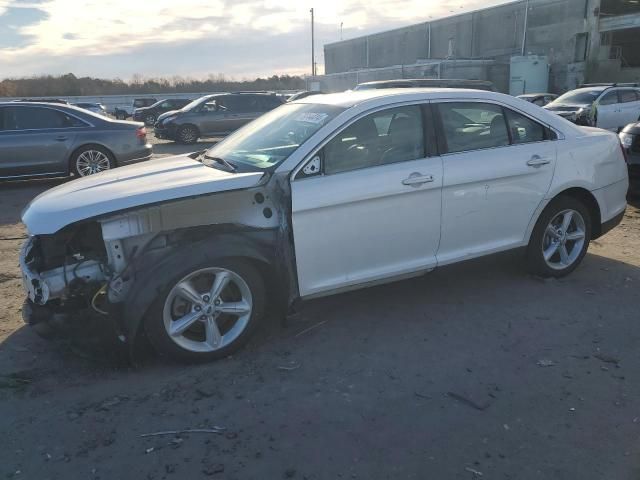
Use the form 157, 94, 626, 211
591, 178, 628, 238
118, 145, 153, 165
599, 209, 625, 238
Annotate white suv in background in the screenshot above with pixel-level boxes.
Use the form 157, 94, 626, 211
544, 83, 640, 131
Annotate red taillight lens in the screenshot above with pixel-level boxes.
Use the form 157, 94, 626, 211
136, 126, 147, 140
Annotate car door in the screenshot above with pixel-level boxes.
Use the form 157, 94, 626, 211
291, 103, 443, 297
434, 101, 556, 264
0, 106, 79, 178
194, 99, 227, 136
618, 89, 640, 127
595, 90, 620, 130
221, 95, 257, 131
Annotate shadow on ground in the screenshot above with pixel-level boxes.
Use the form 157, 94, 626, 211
1, 249, 640, 478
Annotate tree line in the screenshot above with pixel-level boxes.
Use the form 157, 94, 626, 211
0, 73, 306, 97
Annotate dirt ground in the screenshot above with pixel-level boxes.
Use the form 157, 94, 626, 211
1, 141, 640, 479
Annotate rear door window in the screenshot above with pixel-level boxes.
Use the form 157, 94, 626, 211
216, 96, 243, 113
620, 90, 638, 103
437, 102, 509, 153
256, 96, 283, 111
504, 109, 546, 144
599, 91, 619, 105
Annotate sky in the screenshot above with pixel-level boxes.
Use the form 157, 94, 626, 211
0, 0, 509, 80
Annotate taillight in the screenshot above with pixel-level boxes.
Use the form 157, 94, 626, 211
136, 126, 147, 140
619, 140, 629, 164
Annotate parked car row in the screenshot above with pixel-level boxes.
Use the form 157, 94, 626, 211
542, 83, 640, 131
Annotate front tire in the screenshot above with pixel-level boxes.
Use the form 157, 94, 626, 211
144, 114, 157, 126
144, 258, 265, 362
526, 196, 591, 277
177, 125, 199, 144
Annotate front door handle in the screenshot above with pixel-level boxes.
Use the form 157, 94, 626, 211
402, 172, 434, 186
55, 136, 68, 141
526, 155, 551, 167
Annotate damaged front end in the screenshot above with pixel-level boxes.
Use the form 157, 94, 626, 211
19, 171, 298, 347
21, 221, 111, 313
19, 214, 157, 336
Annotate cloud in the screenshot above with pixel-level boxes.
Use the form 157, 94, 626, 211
0, 0, 511, 79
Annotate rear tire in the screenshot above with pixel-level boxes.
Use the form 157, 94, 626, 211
177, 125, 199, 144
71, 145, 114, 177
144, 256, 266, 363
526, 196, 592, 278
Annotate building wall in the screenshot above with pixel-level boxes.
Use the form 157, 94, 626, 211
323, 0, 640, 93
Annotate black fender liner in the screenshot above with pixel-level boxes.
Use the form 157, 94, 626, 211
120, 224, 294, 349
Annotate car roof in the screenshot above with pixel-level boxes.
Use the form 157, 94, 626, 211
518, 93, 554, 97
293, 88, 510, 108
569, 86, 608, 93
358, 78, 492, 86
0, 101, 74, 107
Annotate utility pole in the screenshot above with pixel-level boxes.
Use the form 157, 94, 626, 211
340, 22, 343, 40
310, 8, 315, 76
521, 0, 530, 56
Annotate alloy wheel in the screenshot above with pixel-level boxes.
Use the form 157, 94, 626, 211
162, 268, 253, 353
541, 209, 586, 270
76, 150, 111, 176
180, 127, 197, 143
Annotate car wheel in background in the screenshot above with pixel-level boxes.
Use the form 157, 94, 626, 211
526, 196, 591, 278
144, 257, 266, 362
71, 145, 115, 177
177, 125, 199, 144
144, 114, 157, 126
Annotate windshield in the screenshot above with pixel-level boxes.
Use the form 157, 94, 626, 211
204, 103, 344, 170
551, 89, 602, 105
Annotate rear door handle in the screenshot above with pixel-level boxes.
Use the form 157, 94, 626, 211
55, 136, 68, 141
526, 155, 552, 167
402, 173, 434, 186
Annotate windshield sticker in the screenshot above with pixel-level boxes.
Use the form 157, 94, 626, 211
296, 112, 329, 124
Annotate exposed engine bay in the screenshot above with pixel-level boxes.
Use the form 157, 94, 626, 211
19, 180, 289, 329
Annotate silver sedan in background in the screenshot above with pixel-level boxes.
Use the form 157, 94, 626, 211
0, 101, 152, 180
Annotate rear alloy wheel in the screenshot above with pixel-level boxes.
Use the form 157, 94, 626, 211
145, 259, 265, 362
144, 114, 157, 126
526, 196, 591, 277
72, 146, 114, 177
177, 125, 198, 144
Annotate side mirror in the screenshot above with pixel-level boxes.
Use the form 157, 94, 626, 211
302, 155, 321, 176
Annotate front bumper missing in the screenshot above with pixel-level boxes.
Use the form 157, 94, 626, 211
19, 238, 49, 305
19, 237, 106, 305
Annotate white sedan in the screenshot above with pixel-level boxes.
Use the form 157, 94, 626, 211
20, 89, 629, 362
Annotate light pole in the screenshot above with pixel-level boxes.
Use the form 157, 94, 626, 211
340, 22, 343, 41
310, 8, 315, 76
521, 0, 530, 56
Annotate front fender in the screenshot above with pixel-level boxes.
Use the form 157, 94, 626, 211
120, 226, 290, 348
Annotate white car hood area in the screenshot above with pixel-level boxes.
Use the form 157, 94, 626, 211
22, 154, 265, 235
